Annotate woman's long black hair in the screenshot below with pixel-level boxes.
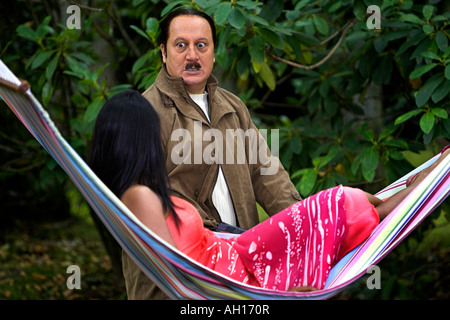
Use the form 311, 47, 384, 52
88, 90, 179, 225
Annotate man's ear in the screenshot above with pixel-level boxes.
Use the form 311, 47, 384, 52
160, 44, 167, 63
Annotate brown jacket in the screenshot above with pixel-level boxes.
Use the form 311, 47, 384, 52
122, 66, 300, 299
143, 66, 300, 229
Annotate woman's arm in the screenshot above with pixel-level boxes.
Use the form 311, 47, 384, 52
121, 185, 178, 248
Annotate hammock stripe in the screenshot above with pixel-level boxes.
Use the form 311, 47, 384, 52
1, 59, 448, 300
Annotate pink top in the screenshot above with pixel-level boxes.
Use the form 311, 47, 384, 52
166, 186, 379, 290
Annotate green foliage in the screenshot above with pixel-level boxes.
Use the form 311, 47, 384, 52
15, 15, 132, 142
128, 0, 450, 197
0, 216, 125, 300
1, 0, 449, 299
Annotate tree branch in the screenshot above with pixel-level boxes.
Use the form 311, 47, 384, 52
266, 19, 358, 71
107, 0, 141, 57
66, 0, 104, 12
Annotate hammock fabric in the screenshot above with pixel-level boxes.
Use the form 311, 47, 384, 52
1, 59, 449, 300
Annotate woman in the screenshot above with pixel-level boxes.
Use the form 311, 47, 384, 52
88, 90, 449, 292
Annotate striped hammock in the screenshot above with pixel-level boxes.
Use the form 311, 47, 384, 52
1, 59, 449, 300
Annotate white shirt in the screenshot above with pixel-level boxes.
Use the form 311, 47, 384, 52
190, 92, 237, 226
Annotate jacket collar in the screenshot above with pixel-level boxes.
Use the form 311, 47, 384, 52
154, 65, 235, 126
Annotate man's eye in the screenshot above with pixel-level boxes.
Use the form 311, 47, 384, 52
198, 43, 205, 48
176, 43, 186, 48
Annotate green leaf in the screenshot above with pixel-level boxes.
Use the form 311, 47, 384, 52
420, 51, 441, 61
324, 96, 337, 116
431, 107, 449, 119
394, 109, 422, 125
419, 112, 435, 134
400, 0, 413, 10
214, 2, 231, 26
409, 63, 437, 79
374, 37, 387, 53
312, 15, 329, 36
422, 4, 434, 21
382, 139, 409, 149
195, 0, 220, 9
446, 65, 450, 80
435, 31, 448, 52
36, 16, 52, 39
45, 55, 59, 80
16, 25, 38, 42
294, 32, 321, 47
285, 10, 300, 21
236, 1, 263, 9
247, 15, 269, 27
258, 62, 276, 91
353, 0, 366, 20
351, 152, 363, 175
431, 80, 450, 103
358, 123, 374, 142
313, 145, 339, 168
399, 13, 425, 25
31, 51, 54, 69
257, 27, 284, 49
161, 0, 186, 17
41, 81, 53, 106
248, 35, 265, 63
422, 24, 434, 35
299, 168, 317, 196
372, 55, 392, 85
132, 51, 150, 74
361, 146, 379, 182
108, 84, 132, 97
328, 1, 343, 13
130, 25, 150, 41
252, 60, 261, 73
289, 135, 302, 155
379, 125, 397, 141
259, 0, 283, 24
395, 32, 427, 58
228, 7, 246, 29
415, 75, 444, 107
145, 17, 159, 36
291, 168, 307, 180
294, 0, 310, 11
431, 15, 448, 23
84, 99, 104, 123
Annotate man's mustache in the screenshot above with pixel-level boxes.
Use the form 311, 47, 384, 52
185, 62, 201, 70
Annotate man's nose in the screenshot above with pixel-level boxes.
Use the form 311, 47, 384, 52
186, 44, 199, 60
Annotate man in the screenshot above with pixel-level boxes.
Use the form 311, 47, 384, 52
122, 8, 301, 299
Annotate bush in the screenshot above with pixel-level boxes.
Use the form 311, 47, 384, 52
1, 0, 448, 299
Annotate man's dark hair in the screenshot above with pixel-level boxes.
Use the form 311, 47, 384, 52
159, 8, 217, 50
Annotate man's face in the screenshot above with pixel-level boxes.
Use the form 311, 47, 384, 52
161, 15, 215, 94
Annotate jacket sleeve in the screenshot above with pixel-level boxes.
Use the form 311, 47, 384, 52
248, 118, 302, 216
232, 96, 302, 216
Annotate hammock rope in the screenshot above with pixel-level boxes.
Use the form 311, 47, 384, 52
1, 59, 448, 300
